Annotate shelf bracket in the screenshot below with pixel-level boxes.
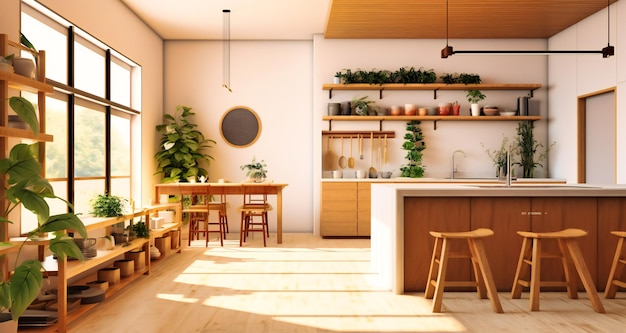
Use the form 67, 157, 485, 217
379, 88, 384, 99
433, 88, 439, 99
378, 120, 383, 131
529, 88, 537, 98
433, 120, 438, 130
328, 88, 334, 99
328, 119, 333, 131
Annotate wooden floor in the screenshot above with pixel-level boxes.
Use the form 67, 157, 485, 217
68, 233, 626, 333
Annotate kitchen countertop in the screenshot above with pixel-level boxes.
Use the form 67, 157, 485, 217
321, 177, 565, 184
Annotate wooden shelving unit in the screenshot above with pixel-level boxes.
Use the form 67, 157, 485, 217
323, 115, 542, 130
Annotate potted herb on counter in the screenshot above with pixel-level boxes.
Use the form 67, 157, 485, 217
400, 120, 426, 178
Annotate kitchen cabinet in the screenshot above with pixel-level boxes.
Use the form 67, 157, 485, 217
470, 197, 531, 291
320, 182, 371, 237
403, 197, 471, 291
402, 195, 599, 292
594, 198, 626, 291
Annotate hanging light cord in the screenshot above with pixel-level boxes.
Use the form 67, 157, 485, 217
222, 9, 232, 92
445, 0, 449, 47
607, 0, 610, 46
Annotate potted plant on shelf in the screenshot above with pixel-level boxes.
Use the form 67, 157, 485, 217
351, 96, 379, 116
0, 97, 86, 328
155, 105, 216, 183
400, 121, 426, 178
466, 89, 486, 116
240, 157, 268, 182
89, 193, 128, 217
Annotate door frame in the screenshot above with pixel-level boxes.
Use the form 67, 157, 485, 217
577, 87, 617, 183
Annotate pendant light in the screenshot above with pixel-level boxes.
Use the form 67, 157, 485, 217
441, 0, 615, 59
222, 9, 232, 92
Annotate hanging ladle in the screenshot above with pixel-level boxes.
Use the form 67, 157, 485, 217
348, 136, 355, 168
338, 137, 347, 169
368, 132, 377, 178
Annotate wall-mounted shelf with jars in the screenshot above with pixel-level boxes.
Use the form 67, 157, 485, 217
322, 83, 542, 99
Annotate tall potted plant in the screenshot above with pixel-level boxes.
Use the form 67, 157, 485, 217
514, 121, 554, 178
155, 105, 215, 183
0, 97, 86, 327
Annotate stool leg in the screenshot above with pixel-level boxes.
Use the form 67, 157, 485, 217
557, 239, 579, 300
432, 238, 450, 313
511, 237, 532, 299
425, 237, 442, 299
529, 238, 542, 311
469, 238, 503, 313
605, 237, 625, 299
239, 211, 246, 246
564, 238, 606, 313
468, 238, 487, 300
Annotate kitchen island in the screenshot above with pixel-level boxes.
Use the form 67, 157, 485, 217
370, 183, 626, 294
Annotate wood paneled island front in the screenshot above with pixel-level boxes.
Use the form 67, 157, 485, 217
370, 183, 626, 294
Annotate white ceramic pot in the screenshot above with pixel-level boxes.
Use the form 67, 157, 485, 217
471, 103, 480, 116
12, 58, 36, 79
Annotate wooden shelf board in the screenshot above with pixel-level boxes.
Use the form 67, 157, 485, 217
0, 126, 53, 141
41, 238, 148, 279
322, 83, 542, 91
0, 70, 53, 93
322, 115, 541, 121
0, 243, 18, 256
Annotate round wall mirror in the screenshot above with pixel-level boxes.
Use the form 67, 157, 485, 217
220, 106, 262, 148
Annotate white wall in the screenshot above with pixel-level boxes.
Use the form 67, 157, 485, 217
548, 0, 624, 183
163, 40, 314, 232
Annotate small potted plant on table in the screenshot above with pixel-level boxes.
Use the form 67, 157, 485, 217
240, 157, 268, 183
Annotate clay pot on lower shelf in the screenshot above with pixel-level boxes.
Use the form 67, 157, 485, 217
114, 259, 135, 277
98, 267, 120, 285
86, 280, 109, 291
125, 250, 146, 270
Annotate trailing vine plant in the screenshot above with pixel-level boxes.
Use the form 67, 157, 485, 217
400, 120, 426, 178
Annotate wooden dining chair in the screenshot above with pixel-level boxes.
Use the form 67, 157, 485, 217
238, 184, 273, 247
181, 185, 225, 247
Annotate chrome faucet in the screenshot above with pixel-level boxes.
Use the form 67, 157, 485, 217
505, 144, 512, 187
452, 150, 466, 179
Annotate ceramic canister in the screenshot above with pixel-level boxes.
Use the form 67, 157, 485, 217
328, 103, 341, 115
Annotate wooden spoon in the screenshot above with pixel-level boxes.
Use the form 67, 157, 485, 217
369, 132, 377, 178
348, 136, 355, 168
338, 137, 347, 169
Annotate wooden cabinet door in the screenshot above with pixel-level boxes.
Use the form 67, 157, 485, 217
403, 197, 471, 292
320, 182, 357, 236
471, 197, 531, 291
597, 197, 626, 291
530, 197, 598, 288
357, 182, 371, 236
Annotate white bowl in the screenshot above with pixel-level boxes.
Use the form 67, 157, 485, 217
500, 111, 516, 116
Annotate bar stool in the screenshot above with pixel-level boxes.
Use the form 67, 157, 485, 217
511, 228, 605, 313
425, 228, 503, 313
605, 231, 626, 299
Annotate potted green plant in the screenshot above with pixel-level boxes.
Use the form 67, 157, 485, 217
155, 105, 215, 183
400, 120, 426, 178
240, 157, 268, 182
131, 220, 150, 239
513, 121, 555, 178
466, 89, 486, 116
351, 96, 379, 116
0, 97, 86, 326
89, 193, 128, 217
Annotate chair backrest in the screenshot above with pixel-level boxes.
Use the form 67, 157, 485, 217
242, 184, 270, 207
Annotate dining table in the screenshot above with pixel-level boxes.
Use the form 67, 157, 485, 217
154, 182, 289, 244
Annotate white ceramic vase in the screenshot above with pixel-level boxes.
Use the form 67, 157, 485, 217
470, 103, 480, 116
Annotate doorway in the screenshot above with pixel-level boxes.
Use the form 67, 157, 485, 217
577, 88, 616, 184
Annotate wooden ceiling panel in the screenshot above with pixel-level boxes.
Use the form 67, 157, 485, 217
325, 0, 617, 39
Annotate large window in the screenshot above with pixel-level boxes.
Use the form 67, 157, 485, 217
20, 1, 141, 233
